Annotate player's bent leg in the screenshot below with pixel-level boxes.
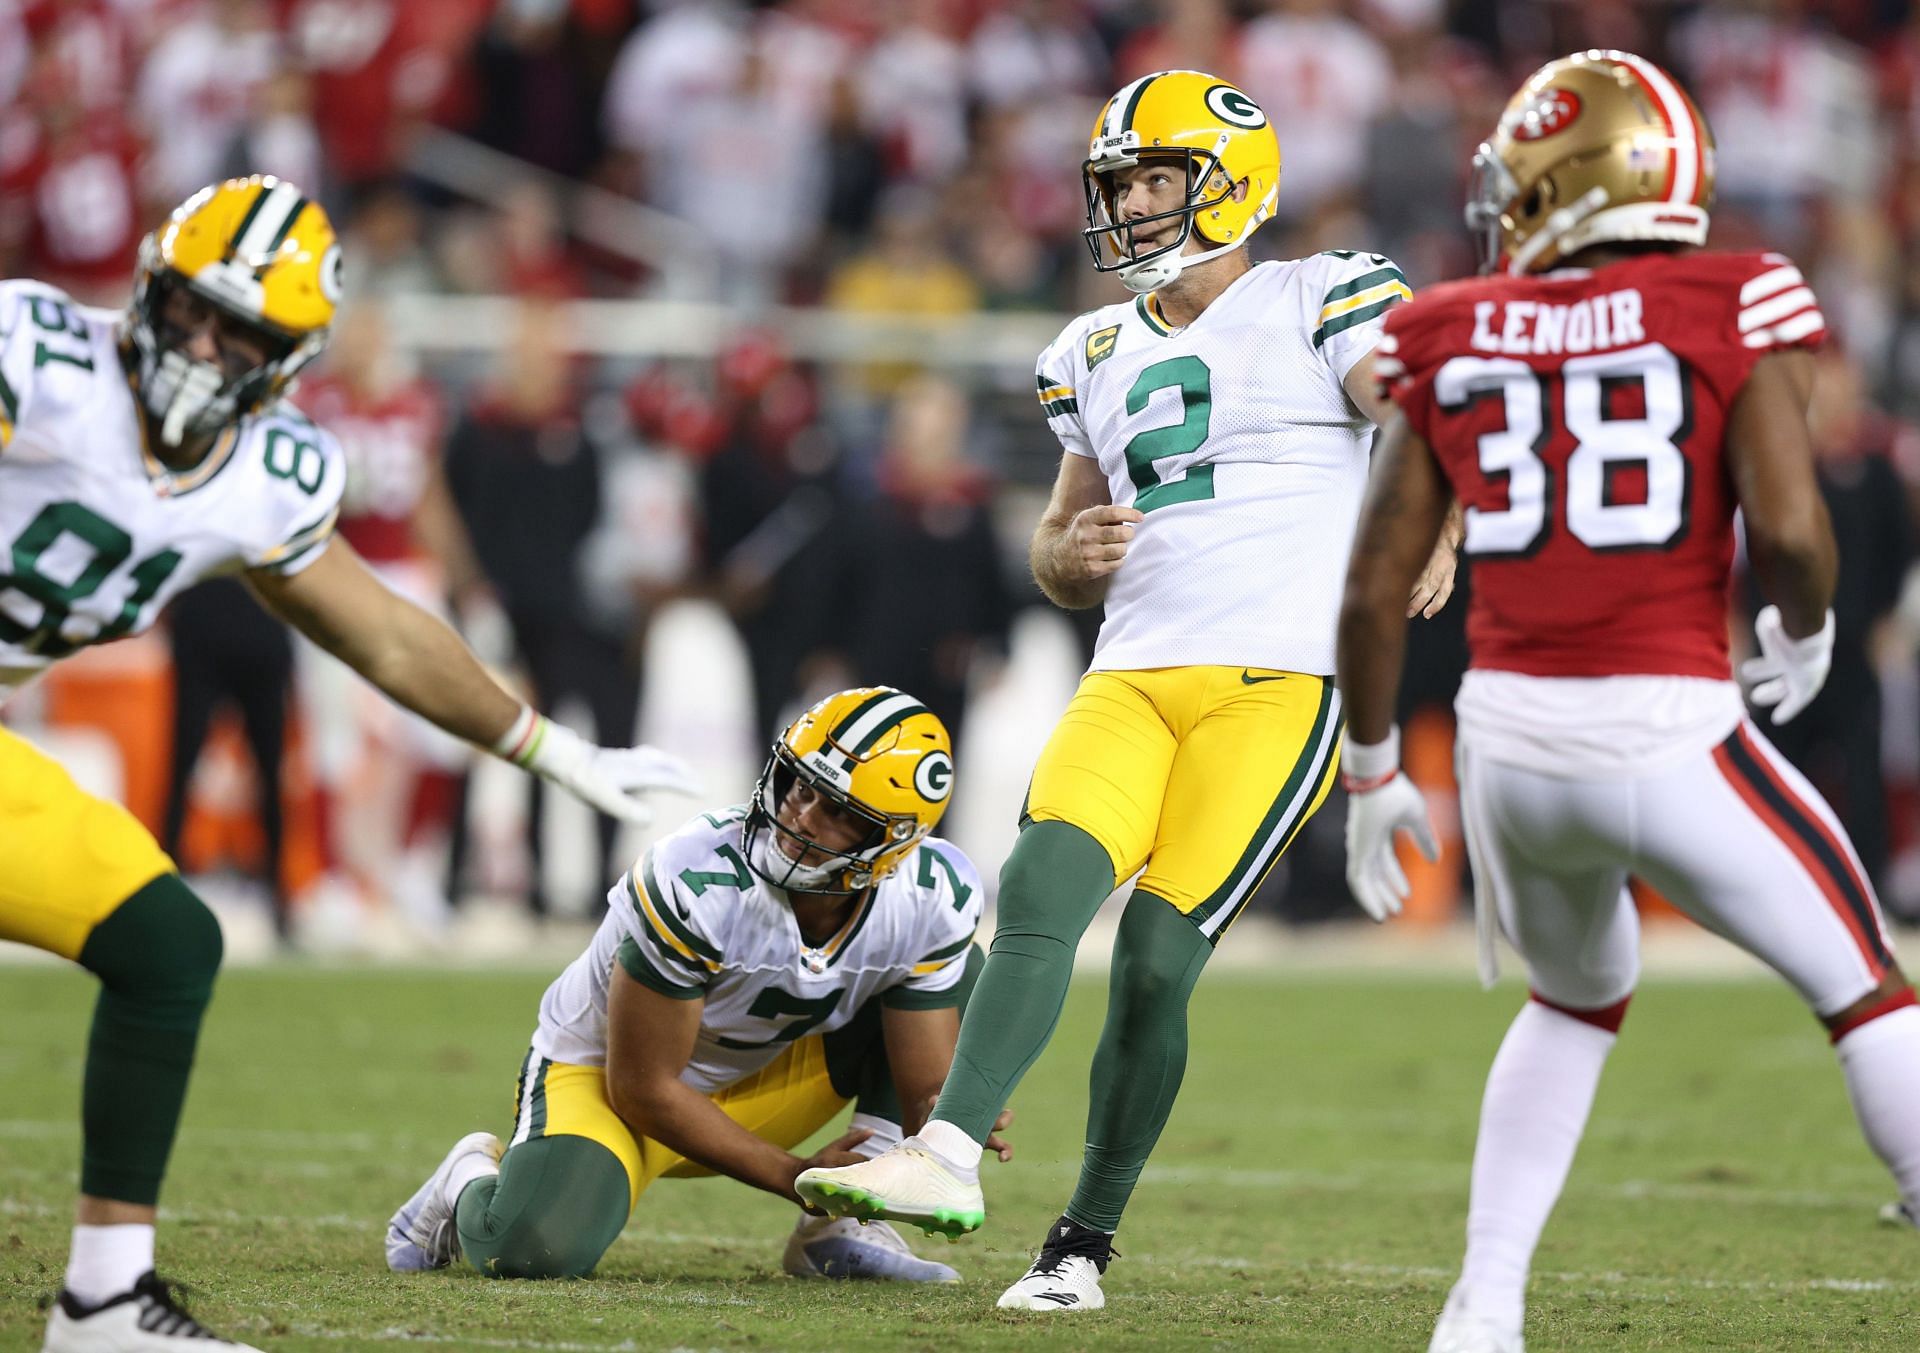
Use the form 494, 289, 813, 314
1069, 890, 1211, 1232
1638, 725, 1920, 1224
1825, 969, 1920, 1225
456, 1136, 627, 1279
386, 1132, 503, 1273
1444, 751, 1641, 1347
930, 822, 1118, 1141
72, 874, 223, 1211
800, 833, 1112, 1238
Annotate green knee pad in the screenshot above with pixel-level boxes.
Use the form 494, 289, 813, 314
74, 873, 224, 1205
456, 1135, 631, 1279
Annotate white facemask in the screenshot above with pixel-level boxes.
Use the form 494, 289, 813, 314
141, 348, 236, 447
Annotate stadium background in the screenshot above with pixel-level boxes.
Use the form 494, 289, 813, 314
7, 0, 1920, 955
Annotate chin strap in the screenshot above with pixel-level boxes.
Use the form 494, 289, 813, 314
148, 352, 230, 447
1118, 229, 1255, 295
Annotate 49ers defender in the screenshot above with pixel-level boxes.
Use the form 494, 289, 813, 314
1334, 50, 1920, 1353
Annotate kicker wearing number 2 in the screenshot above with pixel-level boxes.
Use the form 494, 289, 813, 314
1336, 52, 1920, 1353
3, 176, 695, 1353
798, 70, 1460, 1312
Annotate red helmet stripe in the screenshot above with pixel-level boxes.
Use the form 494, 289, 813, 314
1610, 51, 1700, 207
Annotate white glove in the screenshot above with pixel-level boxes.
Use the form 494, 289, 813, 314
1342, 728, 1439, 923
1740, 605, 1835, 726
495, 709, 701, 826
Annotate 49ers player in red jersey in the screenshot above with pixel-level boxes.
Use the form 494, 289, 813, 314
1336, 51, 1920, 1353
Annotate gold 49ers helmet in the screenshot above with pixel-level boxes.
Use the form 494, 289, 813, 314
124, 175, 343, 447
1468, 49, 1716, 276
1082, 70, 1281, 294
743, 687, 954, 896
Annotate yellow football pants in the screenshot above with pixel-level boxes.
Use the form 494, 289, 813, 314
507, 1038, 849, 1212
1024, 665, 1342, 942
0, 725, 176, 960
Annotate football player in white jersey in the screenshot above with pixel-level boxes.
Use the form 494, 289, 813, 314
796, 72, 1460, 1310
3, 177, 694, 1353
386, 688, 1002, 1283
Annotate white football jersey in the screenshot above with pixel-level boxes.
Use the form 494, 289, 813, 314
0, 280, 345, 701
533, 806, 985, 1095
1036, 253, 1409, 674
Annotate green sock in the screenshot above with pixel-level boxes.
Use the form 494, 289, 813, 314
74, 874, 223, 1206
1066, 889, 1213, 1232
455, 1134, 630, 1279
931, 822, 1115, 1142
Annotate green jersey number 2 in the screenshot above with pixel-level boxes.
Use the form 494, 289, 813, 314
1123, 355, 1215, 513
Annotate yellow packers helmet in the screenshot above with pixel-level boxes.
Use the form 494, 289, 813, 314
743, 687, 954, 895
1468, 50, 1715, 276
125, 175, 343, 447
1082, 70, 1281, 294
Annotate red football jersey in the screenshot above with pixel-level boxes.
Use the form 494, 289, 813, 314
298, 375, 444, 565
1377, 250, 1827, 680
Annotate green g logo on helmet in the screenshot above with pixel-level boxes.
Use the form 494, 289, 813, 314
1204, 84, 1267, 129
913, 750, 954, 803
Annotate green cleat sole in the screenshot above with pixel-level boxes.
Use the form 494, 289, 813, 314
798, 1182, 985, 1238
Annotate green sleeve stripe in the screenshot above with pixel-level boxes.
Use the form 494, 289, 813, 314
623, 872, 709, 976
1313, 296, 1405, 349
1042, 398, 1078, 418
0, 367, 17, 424
1322, 265, 1407, 306
882, 981, 967, 1011
917, 933, 974, 966
616, 936, 705, 999
639, 853, 724, 964
262, 531, 330, 573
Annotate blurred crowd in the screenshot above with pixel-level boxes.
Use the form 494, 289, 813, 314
10, 0, 1920, 937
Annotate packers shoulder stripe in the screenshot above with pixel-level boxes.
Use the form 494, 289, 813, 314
1313, 265, 1412, 349
912, 932, 973, 977
630, 854, 723, 974
1036, 371, 1078, 418
0, 366, 16, 448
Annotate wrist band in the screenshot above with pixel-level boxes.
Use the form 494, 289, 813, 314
494, 706, 546, 767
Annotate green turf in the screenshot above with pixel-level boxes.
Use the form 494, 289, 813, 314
2, 962, 1915, 1350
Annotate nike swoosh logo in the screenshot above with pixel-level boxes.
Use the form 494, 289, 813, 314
1241, 670, 1284, 685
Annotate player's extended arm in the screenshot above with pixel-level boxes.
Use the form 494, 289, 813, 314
1726, 350, 1839, 724
1333, 409, 1449, 921
247, 539, 697, 820
1344, 354, 1462, 618
1029, 450, 1139, 609
604, 966, 873, 1202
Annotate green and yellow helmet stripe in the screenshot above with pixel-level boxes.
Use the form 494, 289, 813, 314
224, 179, 309, 267
824, 689, 931, 766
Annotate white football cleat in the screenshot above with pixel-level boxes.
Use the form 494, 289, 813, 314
782, 1212, 960, 1282
42, 1272, 263, 1351
1878, 1200, 1917, 1229
385, 1130, 502, 1273
1429, 1285, 1525, 1353
996, 1216, 1113, 1311
794, 1136, 985, 1239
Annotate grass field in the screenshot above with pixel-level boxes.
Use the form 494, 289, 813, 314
2, 962, 1916, 1351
